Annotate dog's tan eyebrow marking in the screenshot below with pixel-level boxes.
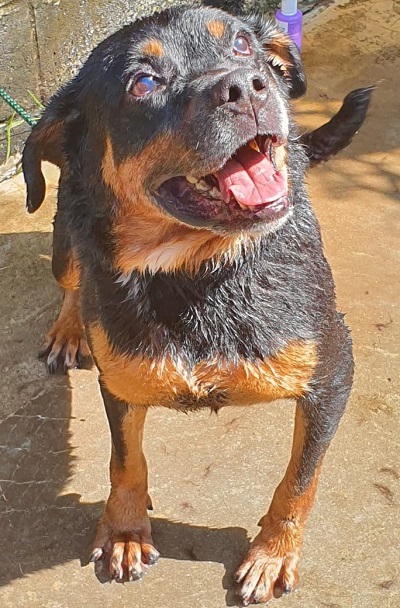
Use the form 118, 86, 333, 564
207, 20, 225, 39
142, 38, 164, 57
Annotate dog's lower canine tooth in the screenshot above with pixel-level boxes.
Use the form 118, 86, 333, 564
210, 187, 221, 199
186, 175, 198, 184
231, 195, 248, 210
272, 145, 286, 171
195, 179, 211, 191
267, 139, 273, 163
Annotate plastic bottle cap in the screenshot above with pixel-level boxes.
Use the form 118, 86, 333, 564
281, 0, 298, 16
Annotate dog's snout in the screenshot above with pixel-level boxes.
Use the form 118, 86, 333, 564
213, 69, 268, 108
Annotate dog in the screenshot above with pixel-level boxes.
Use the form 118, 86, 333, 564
22, 5, 371, 605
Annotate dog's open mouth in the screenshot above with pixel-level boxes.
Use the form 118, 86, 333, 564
155, 136, 289, 228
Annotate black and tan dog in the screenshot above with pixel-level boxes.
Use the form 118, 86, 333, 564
22, 5, 372, 605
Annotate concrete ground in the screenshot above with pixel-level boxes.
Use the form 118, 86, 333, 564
0, 0, 399, 606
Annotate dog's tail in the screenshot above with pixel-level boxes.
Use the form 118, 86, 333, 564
300, 86, 375, 166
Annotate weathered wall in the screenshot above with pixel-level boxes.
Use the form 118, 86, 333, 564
0, 1, 284, 163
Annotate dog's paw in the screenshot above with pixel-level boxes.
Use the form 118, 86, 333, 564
40, 325, 90, 372
235, 529, 301, 605
39, 299, 90, 372
90, 506, 159, 581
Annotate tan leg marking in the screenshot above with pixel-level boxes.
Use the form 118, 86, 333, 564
236, 406, 323, 605
56, 251, 80, 291
91, 407, 160, 580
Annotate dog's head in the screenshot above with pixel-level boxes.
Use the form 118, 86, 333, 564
23, 6, 306, 272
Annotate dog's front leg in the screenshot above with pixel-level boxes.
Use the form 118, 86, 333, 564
90, 384, 159, 580
236, 346, 353, 605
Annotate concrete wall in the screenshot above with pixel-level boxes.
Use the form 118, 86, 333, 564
0, 1, 281, 163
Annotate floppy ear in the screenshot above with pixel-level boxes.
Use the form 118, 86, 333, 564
246, 15, 307, 99
22, 85, 79, 213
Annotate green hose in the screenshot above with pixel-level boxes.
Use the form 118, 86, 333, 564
0, 87, 37, 127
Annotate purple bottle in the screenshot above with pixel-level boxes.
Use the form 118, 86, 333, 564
275, 0, 303, 50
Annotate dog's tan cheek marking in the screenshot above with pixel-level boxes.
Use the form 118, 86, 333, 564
207, 20, 225, 39
267, 32, 293, 64
101, 137, 252, 275
89, 323, 317, 406
102, 134, 191, 204
101, 136, 126, 202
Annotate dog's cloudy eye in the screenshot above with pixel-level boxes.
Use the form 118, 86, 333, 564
233, 36, 251, 56
130, 74, 160, 97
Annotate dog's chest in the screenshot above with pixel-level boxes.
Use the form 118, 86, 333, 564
89, 323, 317, 409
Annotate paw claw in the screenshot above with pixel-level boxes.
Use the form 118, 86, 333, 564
236, 531, 301, 606
91, 512, 158, 583
146, 549, 160, 565
112, 569, 123, 581
90, 548, 103, 562
235, 569, 246, 583
129, 569, 144, 581
40, 291, 91, 373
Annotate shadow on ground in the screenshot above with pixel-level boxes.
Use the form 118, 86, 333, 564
0, 233, 249, 607
0, 387, 249, 605
0, 376, 248, 601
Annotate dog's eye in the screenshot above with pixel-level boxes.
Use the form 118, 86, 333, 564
233, 36, 251, 56
130, 74, 161, 97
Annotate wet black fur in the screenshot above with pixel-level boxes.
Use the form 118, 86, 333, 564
23, 7, 354, 494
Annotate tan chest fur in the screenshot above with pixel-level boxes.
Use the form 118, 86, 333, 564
89, 324, 317, 408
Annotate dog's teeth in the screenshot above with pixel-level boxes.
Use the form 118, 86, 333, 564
266, 139, 285, 172
210, 187, 222, 199
267, 139, 273, 163
195, 179, 211, 192
231, 194, 248, 210
248, 139, 260, 152
186, 175, 198, 184
272, 145, 286, 171
270, 143, 277, 169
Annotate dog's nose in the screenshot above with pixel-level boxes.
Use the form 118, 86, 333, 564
212, 69, 268, 109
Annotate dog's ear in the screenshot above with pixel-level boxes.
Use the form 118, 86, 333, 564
22, 85, 80, 213
246, 16, 306, 99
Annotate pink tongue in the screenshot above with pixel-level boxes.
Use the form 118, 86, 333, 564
214, 146, 287, 207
